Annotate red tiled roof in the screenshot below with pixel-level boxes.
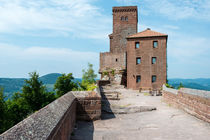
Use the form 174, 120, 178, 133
127, 28, 167, 38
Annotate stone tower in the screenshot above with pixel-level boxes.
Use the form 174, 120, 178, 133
100, 6, 138, 85
99, 6, 167, 90
110, 6, 138, 53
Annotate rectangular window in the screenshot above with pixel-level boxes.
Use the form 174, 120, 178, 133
153, 41, 158, 48
136, 57, 141, 64
152, 57, 156, 64
136, 75, 141, 83
152, 75, 156, 83
135, 42, 140, 49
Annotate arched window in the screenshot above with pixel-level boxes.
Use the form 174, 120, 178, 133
125, 16, 128, 21
121, 16, 124, 21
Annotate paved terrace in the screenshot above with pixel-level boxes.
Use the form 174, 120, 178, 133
72, 88, 210, 140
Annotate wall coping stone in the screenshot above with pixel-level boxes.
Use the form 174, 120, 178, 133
71, 88, 101, 100
180, 88, 210, 99
163, 84, 210, 99
162, 85, 178, 94
0, 92, 76, 139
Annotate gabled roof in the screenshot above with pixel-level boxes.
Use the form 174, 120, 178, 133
127, 28, 167, 38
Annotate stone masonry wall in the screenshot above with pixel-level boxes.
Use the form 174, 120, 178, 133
0, 92, 77, 140
111, 6, 138, 53
99, 52, 126, 72
99, 6, 138, 82
162, 85, 210, 123
0, 90, 102, 140
73, 90, 101, 121
127, 36, 167, 90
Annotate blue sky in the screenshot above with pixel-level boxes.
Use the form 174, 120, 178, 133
0, 0, 210, 79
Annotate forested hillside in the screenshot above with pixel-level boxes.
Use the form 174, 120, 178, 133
1, 74, 210, 100
0, 73, 82, 100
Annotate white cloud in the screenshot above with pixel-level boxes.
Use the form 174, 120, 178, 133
0, 43, 99, 78
0, 0, 111, 39
116, 0, 210, 21
169, 37, 209, 60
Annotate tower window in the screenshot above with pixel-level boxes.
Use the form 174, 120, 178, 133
116, 58, 118, 62
152, 57, 156, 64
125, 16, 128, 21
121, 16, 124, 21
153, 41, 158, 48
136, 57, 141, 64
135, 42, 140, 48
136, 75, 141, 83
152, 75, 157, 83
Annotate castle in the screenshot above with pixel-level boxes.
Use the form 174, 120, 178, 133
99, 6, 168, 90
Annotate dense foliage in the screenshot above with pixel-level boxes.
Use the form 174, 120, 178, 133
0, 72, 56, 133
21, 72, 55, 112
79, 63, 97, 91
54, 73, 78, 97
0, 63, 98, 134
0, 87, 6, 133
0, 73, 82, 100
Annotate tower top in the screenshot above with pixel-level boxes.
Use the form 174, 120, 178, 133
112, 6, 137, 13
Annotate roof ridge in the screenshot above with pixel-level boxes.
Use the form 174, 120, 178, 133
127, 28, 167, 38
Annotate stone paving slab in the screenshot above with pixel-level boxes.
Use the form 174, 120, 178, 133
71, 89, 210, 140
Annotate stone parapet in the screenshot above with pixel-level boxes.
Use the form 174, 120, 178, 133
0, 92, 77, 140
72, 89, 101, 121
162, 85, 210, 123
0, 90, 102, 139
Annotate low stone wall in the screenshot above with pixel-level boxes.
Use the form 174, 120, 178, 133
0, 90, 102, 140
0, 92, 77, 140
162, 85, 210, 123
73, 89, 101, 121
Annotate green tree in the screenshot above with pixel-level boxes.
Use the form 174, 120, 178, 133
54, 73, 78, 97
5, 92, 30, 130
165, 83, 174, 88
178, 82, 184, 89
79, 63, 97, 91
0, 87, 6, 133
21, 72, 55, 112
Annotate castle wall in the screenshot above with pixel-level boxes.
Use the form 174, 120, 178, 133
162, 85, 210, 123
99, 6, 138, 86
0, 90, 102, 139
99, 52, 126, 72
127, 36, 167, 90
110, 6, 138, 53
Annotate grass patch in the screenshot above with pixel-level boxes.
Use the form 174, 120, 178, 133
119, 104, 131, 108
167, 103, 172, 107
143, 93, 150, 96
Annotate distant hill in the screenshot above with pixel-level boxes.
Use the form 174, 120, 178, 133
0, 73, 82, 100
0, 78, 26, 99
39, 73, 62, 84
1, 74, 210, 100
168, 78, 210, 91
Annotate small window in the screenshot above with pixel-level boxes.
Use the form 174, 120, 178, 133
116, 58, 118, 62
153, 41, 158, 48
136, 57, 141, 64
121, 16, 124, 21
136, 75, 141, 83
125, 16, 128, 21
152, 57, 156, 64
135, 42, 140, 48
152, 75, 156, 83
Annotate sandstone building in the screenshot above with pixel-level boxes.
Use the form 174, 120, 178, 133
100, 6, 167, 90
